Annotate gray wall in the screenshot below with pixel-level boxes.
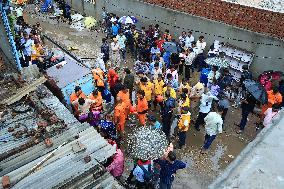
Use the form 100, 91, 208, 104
0, 17, 17, 69
67, 0, 284, 76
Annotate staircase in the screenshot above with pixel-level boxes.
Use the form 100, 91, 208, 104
0, 1, 21, 70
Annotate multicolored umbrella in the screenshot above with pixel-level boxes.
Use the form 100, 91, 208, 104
118, 16, 138, 24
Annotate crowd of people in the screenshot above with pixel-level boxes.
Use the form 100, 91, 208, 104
6, 3, 284, 189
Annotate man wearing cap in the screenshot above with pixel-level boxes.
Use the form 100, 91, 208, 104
70, 86, 86, 117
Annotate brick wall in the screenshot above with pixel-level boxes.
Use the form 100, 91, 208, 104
142, 0, 284, 39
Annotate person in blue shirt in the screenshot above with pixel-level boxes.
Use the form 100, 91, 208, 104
97, 114, 117, 140
111, 21, 120, 37
20, 33, 34, 67
154, 151, 186, 189
150, 57, 163, 76
148, 115, 161, 130
166, 73, 179, 91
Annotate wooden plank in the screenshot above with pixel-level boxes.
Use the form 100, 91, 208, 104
1, 77, 47, 105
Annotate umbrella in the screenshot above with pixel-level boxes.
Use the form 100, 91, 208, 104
243, 79, 268, 104
118, 16, 138, 25
163, 42, 178, 53
84, 16, 97, 29
205, 57, 229, 68
127, 127, 168, 160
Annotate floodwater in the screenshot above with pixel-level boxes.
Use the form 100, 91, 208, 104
24, 7, 260, 188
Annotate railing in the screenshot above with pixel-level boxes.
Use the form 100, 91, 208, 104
0, 1, 22, 70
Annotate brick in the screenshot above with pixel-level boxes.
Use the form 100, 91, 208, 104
44, 138, 53, 148
2, 176, 10, 188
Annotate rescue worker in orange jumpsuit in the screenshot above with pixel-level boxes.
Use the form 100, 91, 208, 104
262, 86, 283, 115
88, 89, 103, 111
114, 97, 126, 137
92, 67, 105, 93
117, 85, 131, 119
70, 86, 86, 117
136, 90, 148, 126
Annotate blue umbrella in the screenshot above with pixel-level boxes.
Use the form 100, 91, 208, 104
118, 16, 138, 24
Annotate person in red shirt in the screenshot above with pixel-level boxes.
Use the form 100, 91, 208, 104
136, 90, 148, 126
155, 36, 165, 52
70, 86, 86, 117
107, 69, 119, 97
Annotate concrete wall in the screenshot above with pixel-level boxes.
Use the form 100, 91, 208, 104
209, 110, 284, 189
69, 0, 284, 76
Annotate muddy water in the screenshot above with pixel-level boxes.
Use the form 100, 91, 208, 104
24, 8, 260, 188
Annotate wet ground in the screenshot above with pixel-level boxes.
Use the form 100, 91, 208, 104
24, 7, 261, 188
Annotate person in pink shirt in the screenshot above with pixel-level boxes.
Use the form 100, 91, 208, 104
263, 104, 280, 127
106, 148, 124, 179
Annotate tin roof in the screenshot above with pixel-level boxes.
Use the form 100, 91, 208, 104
46, 56, 91, 88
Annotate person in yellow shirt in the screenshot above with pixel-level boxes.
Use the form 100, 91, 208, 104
180, 93, 190, 107
179, 78, 191, 96
153, 74, 165, 110
163, 84, 176, 100
31, 40, 44, 65
178, 106, 191, 149
139, 77, 154, 108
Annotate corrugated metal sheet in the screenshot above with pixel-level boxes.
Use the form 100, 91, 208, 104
46, 56, 91, 88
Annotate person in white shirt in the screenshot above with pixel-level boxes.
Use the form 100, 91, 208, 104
201, 106, 223, 153
185, 31, 194, 48
152, 62, 163, 80
184, 48, 196, 80
95, 53, 106, 72
117, 32, 127, 64
179, 31, 187, 46
72, 98, 96, 115
111, 37, 120, 67
194, 89, 218, 131
165, 65, 178, 82
207, 66, 221, 87
196, 36, 206, 53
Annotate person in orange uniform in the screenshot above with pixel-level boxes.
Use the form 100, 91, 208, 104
70, 86, 86, 117
139, 77, 154, 109
261, 86, 282, 118
117, 85, 131, 118
88, 89, 103, 111
92, 67, 105, 93
136, 90, 148, 126
114, 97, 126, 137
